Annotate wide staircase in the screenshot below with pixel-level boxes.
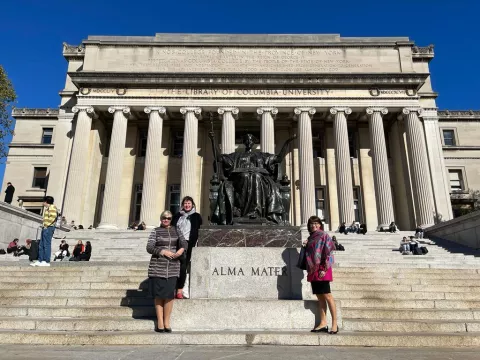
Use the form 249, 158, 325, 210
0, 230, 480, 346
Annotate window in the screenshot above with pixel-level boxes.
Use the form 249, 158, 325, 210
32, 167, 47, 189
312, 133, 324, 158
385, 130, 392, 158
169, 184, 181, 214
138, 130, 147, 157
172, 132, 184, 157
348, 130, 357, 158
353, 187, 362, 223
443, 130, 456, 146
133, 184, 143, 221
25, 208, 42, 215
449, 170, 464, 192
315, 187, 327, 220
42, 128, 53, 144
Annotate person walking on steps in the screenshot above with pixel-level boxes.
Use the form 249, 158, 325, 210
147, 210, 188, 333
172, 196, 202, 299
305, 216, 339, 334
31, 196, 57, 267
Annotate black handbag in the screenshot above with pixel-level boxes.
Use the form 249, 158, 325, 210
297, 246, 307, 270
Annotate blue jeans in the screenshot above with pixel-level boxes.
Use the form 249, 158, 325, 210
38, 226, 55, 263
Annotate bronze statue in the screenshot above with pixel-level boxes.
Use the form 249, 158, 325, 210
208, 131, 295, 225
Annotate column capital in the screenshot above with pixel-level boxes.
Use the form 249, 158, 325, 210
180, 107, 202, 118
330, 107, 352, 115
294, 107, 316, 116
144, 106, 166, 115
108, 106, 130, 115
366, 107, 388, 116
218, 107, 239, 118
402, 107, 423, 116
72, 106, 95, 117
256, 107, 278, 116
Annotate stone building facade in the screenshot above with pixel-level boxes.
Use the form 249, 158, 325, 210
3, 34, 479, 230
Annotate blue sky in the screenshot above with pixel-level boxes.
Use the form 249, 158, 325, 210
1, 0, 479, 183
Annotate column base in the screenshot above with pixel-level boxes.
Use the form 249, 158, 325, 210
376, 224, 391, 232
300, 224, 309, 242
96, 223, 119, 230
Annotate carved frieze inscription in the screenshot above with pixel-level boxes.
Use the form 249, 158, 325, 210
80, 88, 415, 99
92, 47, 401, 73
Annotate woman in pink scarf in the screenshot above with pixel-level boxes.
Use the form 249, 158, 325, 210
305, 216, 338, 334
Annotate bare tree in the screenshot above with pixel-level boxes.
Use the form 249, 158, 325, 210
0, 65, 17, 161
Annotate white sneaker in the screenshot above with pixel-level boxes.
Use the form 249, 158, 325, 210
29, 262, 38, 267
37, 262, 51, 267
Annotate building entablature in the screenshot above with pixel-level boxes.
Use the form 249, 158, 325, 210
62, 42, 85, 60
438, 110, 480, 120
68, 72, 430, 90
12, 108, 59, 119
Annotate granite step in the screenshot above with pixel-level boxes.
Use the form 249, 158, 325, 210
341, 319, 473, 332
341, 308, 479, 321
0, 330, 479, 347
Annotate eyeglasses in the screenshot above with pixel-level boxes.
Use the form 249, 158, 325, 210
161, 217, 172, 220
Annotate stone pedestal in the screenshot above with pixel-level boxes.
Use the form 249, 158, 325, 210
198, 226, 302, 247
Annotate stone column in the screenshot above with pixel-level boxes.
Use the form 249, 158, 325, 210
218, 107, 239, 154
366, 107, 395, 230
62, 106, 95, 224
98, 106, 130, 229
331, 107, 355, 224
294, 107, 317, 224
403, 108, 434, 228
140, 107, 166, 228
179, 107, 202, 201
257, 107, 278, 153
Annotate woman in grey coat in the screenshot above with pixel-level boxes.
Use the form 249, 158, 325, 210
146, 210, 188, 333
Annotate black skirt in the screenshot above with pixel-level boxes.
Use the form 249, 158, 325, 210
311, 281, 331, 294
150, 277, 177, 299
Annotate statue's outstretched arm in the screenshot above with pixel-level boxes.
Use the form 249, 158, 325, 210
275, 135, 297, 162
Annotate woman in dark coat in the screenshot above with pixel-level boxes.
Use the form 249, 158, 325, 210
171, 196, 202, 299
146, 210, 187, 332
305, 216, 338, 334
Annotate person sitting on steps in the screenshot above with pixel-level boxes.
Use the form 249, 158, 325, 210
79, 241, 92, 261
69, 240, 84, 261
359, 223, 367, 235
338, 222, 348, 235
399, 237, 410, 255
389, 222, 398, 233
54, 240, 69, 261
415, 226, 424, 239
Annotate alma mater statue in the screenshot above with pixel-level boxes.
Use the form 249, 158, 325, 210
208, 131, 296, 225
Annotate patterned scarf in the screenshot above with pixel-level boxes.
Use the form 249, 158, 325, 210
305, 230, 335, 275
176, 208, 196, 241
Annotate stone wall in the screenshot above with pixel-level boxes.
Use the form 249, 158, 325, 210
0, 202, 68, 249
425, 211, 480, 250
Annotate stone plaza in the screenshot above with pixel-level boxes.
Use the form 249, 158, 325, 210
4, 33, 480, 230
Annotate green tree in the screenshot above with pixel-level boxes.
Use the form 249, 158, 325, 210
0, 65, 17, 161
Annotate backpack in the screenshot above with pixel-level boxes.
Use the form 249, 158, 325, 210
337, 244, 345, 251
0, 249, 6, 255
421, 247, 428, 255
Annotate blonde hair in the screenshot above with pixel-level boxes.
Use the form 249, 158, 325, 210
160, 210, 172, 219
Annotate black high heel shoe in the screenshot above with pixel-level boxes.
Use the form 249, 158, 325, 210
154, 326, 165, 333
164, 327, 172, 333
311, 326, 328, 333
329, 327, 339, 334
